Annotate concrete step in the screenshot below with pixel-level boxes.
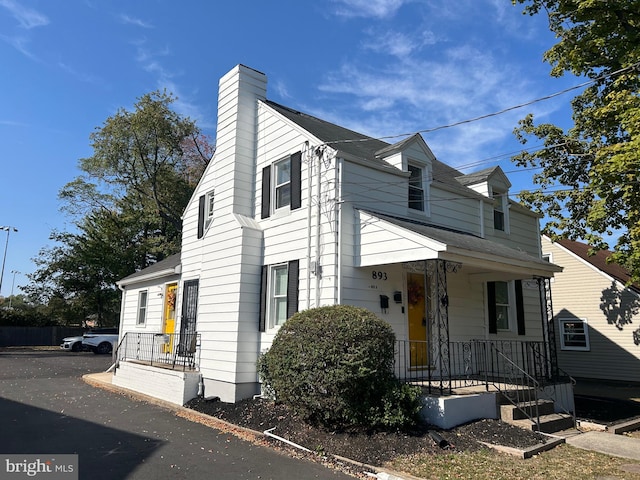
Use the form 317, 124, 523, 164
507, 413, 575, 433
501, 399, 555, 420
497, 389, 538, 405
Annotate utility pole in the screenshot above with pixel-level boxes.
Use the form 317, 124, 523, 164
0, 226, 18, 296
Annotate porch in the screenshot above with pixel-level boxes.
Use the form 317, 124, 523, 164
395, 339, 576, 431
111, 332, 202, 406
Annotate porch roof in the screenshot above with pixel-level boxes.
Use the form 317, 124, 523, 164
116, 253, 182, 287
355, 209, 562, 279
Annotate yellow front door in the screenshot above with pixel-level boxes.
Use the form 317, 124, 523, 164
407, 273, 429, 368
163, 283, 177, 353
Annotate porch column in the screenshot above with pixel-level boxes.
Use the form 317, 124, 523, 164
426, 259, 454, 393
537, 277, 559, 380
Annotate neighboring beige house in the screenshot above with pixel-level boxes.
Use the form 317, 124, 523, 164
542, 236, 640, 383
112, 65, 573, 430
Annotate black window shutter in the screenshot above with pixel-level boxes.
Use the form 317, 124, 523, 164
197, 195, 206, 239
291, 151, 302, 210
515, 280, 526, 335
261, 166, 271, 219
287, 259, 299, 319
259, 265, 268, 332
487, 282, 497, 334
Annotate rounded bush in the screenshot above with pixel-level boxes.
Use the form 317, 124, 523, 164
258, 305, 422, 430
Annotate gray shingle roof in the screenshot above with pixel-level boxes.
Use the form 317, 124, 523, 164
265, 100, 481, 197
118, 253, 181, 284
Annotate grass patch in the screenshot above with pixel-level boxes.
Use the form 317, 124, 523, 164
389, 444, 640, 480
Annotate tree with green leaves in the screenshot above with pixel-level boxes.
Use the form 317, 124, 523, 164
511, 0, 640, 280
26, 91, 213, 325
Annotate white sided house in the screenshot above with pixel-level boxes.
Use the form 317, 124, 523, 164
114, 64, 575, 431
541, 236, 640, 384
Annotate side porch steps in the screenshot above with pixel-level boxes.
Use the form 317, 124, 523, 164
498, 391, 575, 433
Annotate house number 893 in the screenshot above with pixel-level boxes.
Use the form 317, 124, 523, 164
372, 271, 388, 280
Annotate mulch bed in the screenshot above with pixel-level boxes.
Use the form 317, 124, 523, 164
185, 397, 547, 466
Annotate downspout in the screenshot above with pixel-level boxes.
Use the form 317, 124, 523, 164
315, 147, 323, 307
306, 143, 313, 309
334, 157, 342, 305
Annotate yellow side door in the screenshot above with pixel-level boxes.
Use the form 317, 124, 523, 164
407, 273, 429, 368
162, 283, 177, 353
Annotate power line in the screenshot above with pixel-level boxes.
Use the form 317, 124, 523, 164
322, 61, 640, 147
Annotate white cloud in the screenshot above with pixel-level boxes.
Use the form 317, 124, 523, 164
120, 14, 153, 29
132, 39, 214, 130
330, 0, 407, 19
0, 0, 49, 29
362, 29, 437, 58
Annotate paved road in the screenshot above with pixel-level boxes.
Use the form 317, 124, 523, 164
0, 349, 353, 479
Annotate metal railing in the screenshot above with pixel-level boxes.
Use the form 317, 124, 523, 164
115, 332, 201, 372
395, 339, 561, 393
394, 338, 576, 429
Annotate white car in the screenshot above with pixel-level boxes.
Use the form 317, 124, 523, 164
60, 335, 86, 352
82, 328, 119, 355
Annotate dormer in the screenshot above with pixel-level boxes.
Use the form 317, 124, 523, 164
457, 166, 512, 233
376, 134, 435, 216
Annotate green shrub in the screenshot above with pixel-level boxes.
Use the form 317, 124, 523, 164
258, 305, 422, 430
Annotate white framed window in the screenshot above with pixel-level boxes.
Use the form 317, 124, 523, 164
205, 190, 214, 229
492, 188, 509, 233
559, 318, 590, 351
408, 164, 425, 211
137, 290, 148, 325
274, 157, 291, 210
494, 281, 512, 330
270, 264, 288, 328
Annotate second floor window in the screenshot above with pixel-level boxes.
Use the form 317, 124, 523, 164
205, 190, 215, 229
408, 164, 424, 211
493, 189, 507, 232
261, 152, 302, 219
274, 158, 291, 209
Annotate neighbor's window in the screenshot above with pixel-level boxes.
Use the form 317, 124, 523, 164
137, 290, 148, 325
270, 264, 288, 328
559, 318, 590, 351
408, 164, 425, 211
274, 157, 291, 210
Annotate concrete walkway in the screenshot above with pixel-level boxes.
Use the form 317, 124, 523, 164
565, 431, 640, 461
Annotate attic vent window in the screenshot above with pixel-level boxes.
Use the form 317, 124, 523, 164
408, 164, 424, 211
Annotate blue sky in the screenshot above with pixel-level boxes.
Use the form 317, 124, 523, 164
0, 0, 579, 296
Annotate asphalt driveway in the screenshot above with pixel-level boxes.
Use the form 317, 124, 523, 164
0, 349, 353, 479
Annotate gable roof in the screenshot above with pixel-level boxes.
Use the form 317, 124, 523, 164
555, 238, 640, 293
456, 166, 510, 188
264, 100, 482, 198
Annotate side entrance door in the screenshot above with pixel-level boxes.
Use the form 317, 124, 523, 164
162, 283, 178, 353
407, 272, 429, 368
